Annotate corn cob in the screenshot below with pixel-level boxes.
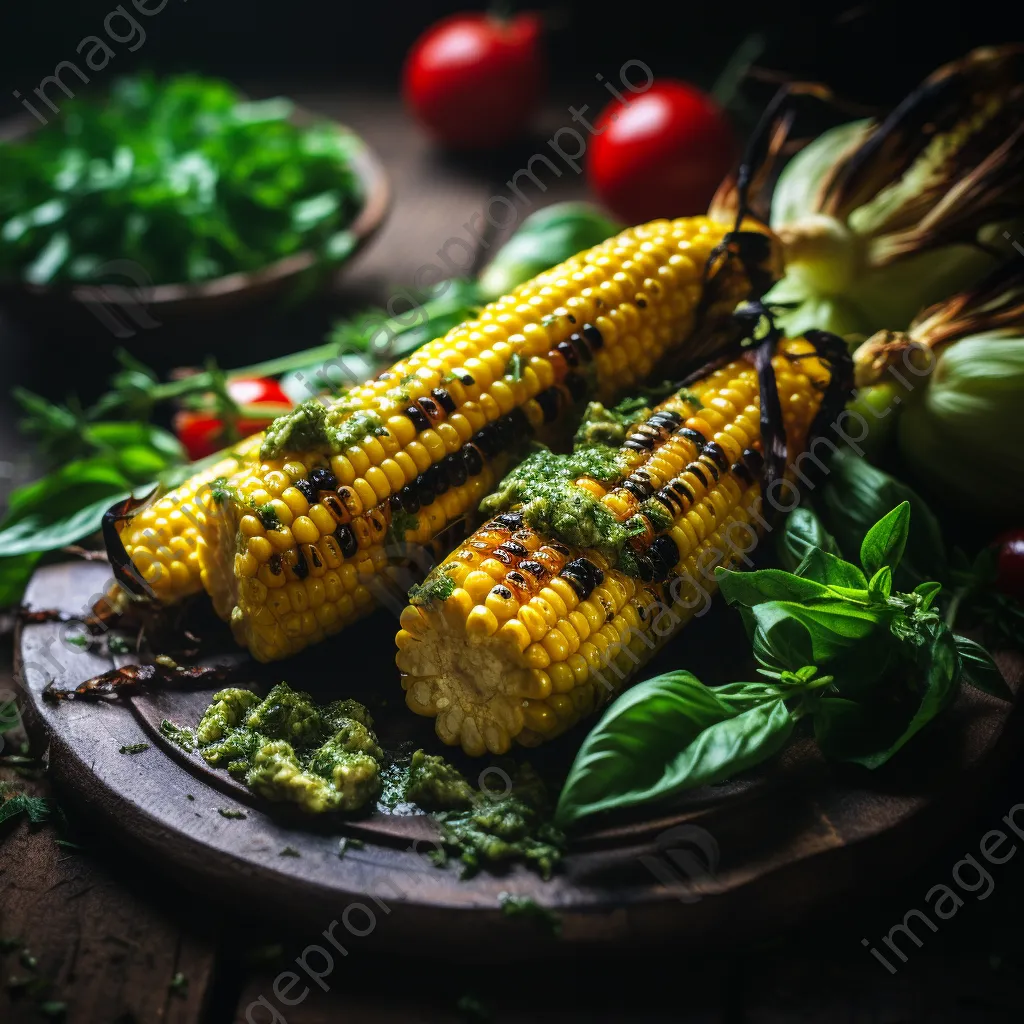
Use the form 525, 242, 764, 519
395, 337, 843, 755
107, 216, 775, 661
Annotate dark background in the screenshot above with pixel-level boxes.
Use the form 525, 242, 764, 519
2, 0, 1021, 107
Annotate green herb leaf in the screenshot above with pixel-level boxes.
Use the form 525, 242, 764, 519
815, 451, 945, 588
795, 549, 868, 590
867, 565, 893, 603
860, 501, 910, 578
851, 622, 960, 768
777, 506, 839, 573
0, 459, 136, 559
954, 635, 1013, 701
554, 673, 792, 827
717, 567, 831, 607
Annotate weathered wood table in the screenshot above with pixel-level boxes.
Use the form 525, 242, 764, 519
3, 90, 1024, 1023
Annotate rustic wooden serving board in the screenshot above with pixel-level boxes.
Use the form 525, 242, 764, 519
15, 561, 1023, 957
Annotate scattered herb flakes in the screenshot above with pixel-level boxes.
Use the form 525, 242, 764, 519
159, 720, 197, 752
169, 972, 188, 998
18, 950, 37, 971
388, 505, 419, 543
39, 1002, 67, 1019
505, 352, 523, 382
64, 635, 90, 649
498, 893, 562, 936
338, 837, 365, 857
119, 743, 150, 755
218, 808, 247, 819
407, 565, 457, 607
106, 635, 133, 655
186, 794, 195, 802
280, 846, 301, 857
0, 793, 51, 827
257, 502, 281, 530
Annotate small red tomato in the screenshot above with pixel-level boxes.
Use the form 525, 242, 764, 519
403, 12, 545, 148
174, 377, 292, 462
993, 530, 1024, 600
586, 80, 738, 224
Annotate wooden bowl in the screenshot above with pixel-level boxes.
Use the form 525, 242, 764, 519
0, 106, 391, 329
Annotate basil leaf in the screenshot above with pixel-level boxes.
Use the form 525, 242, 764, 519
954, 635, 1013, 701
815, 450, 946, 588
749, 610, 816, 675
851, 623, 960, 768
0, 460, 133, 558
717, 567, 830, 608
555, 670, 793, 827
797, 548, 868, 590
867, 565, 893, 603
752, 599, 880, 662
777, 506, 839, 573
913, 581, 943, 610
860, 501, 910, 577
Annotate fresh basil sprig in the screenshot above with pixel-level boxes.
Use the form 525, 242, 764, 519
555, 503, 1012, 829
554, 667, 831, 828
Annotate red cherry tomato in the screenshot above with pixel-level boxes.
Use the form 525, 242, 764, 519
403, 13, 545, 148
993, 530, 1024, 600
586, 80, 738, 224
174, 377, 292, 462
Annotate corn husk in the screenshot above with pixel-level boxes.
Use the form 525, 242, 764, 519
852, 264, 1024, 520
713, 45, 1024, 339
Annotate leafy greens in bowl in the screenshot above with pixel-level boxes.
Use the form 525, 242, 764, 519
0, 74, 387, 309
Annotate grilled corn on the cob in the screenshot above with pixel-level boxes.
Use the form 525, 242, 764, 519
396, 337, 846, 755
107, 216, 775, 661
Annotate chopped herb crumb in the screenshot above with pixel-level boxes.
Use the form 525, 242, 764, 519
169, 972, 188, 997
498, 892, 562, 936
218, 808, 247, 819
280, 846, 301, 857
65, 635, 90, 649
407, 565, 457, 607
505, 352, 523, 382
210, 477, 238, 504
107, 635, 133, 655
119, 743, 150, 755
257, 503, 281, 530
160, 720, 196, 752
39, 1001, 67, 1019
186, 795, 195, 801
338, 836, 366, 857
19, 950, 37, 970
388, 505, 419, 543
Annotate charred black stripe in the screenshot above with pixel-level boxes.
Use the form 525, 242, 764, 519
518, 560, 546, 577
568, 332, 593, 362
431, 387, 456, 414
499, 541, 528, 558
670, 479, 695, 503
309, 467, 337, 493
655, 489, 684, 515
703, 441, 730, 472
556, 340, 580, 367
535, 386, 561, 423
417, 396, 441, 421
582, 322, 604, 350
698, 455, 721, 482
101, 491, 159, 600
289, 548, 309, 580
732, 460, 754, 485
405, 405, 430, 432
444, 452, 468, 486
493, 511, 524, 530
564, 373, 587, 401
463, 444, 484, 476
648, 534, 680, 580
335, 524, 358, 559
398, 485, 421, 514
294, 478, 317, 503
680, 427, 706, 448
685, 462, 710, 488
623, 478, 652, 499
